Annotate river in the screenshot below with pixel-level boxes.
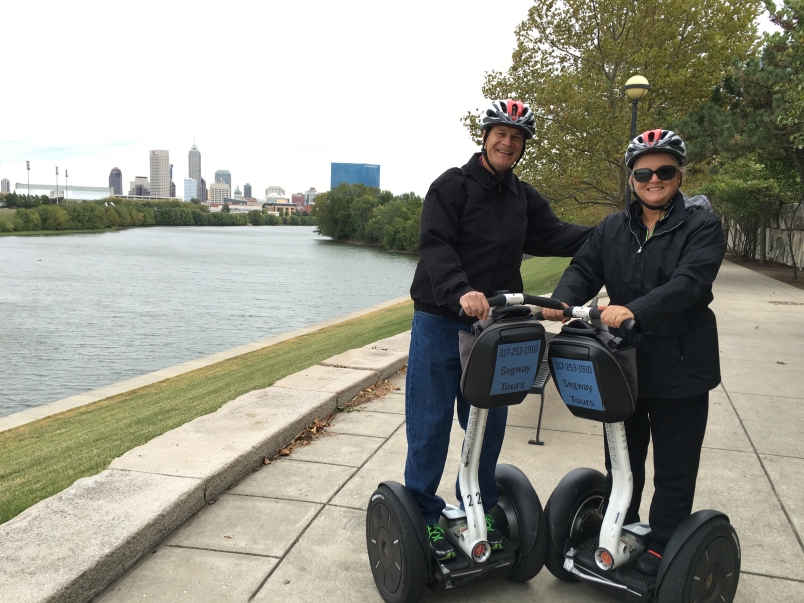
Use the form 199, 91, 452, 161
0, 226, 419, 418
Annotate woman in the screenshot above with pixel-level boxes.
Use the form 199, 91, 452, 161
543, 129, 726, 575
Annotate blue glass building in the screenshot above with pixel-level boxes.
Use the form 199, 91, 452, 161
331, 163, 380, 189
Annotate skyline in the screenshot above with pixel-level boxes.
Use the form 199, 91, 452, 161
0, 2, 777, 199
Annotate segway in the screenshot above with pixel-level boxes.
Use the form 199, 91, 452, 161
542, 305, 741, 603
366, 293, 563, 603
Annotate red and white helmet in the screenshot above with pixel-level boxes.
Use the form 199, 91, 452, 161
480, 99, 536, 140
625, 129, 687, 168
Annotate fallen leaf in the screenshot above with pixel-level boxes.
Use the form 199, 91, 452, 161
264, 457, 271, 465
777, 361, 786, 365
278, 448, 291, 456
224, 534, 234, 539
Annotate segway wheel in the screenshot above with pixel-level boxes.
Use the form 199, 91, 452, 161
656, 517, 740, 603
366, 485, 428, 603
494, 464, 548, 583
544, 468, 606, 582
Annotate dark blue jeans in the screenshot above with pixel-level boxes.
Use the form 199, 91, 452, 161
404, 311, 508, 524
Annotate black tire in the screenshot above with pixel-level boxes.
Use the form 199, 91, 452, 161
656, 518, 741, 603
494, 464, 548, 583
543, 468, 606, 582
366, 485, 429, 603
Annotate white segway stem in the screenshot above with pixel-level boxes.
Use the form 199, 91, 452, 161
454, 406, 491, 563
596, 421, 633, 571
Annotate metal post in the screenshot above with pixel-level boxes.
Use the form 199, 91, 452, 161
26, 161, 30, 197
65, 170, 68, 202
624, 99, 639, 208
55, 166, 59, 204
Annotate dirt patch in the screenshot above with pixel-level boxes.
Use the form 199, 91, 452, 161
724, 255, 804, 291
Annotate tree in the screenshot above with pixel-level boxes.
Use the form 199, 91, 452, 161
469, 0, 763, 210
248, 210, 265, 225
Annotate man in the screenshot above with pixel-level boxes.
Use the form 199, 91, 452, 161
406, 99, 594, 561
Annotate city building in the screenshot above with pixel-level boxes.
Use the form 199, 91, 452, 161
1, 178, 10, 193
108, 168, 123, 195
210, 181, 229, 203
189, 143, 202, 199
200, 178, 207, 202
129, 176, 150, 197
304, 187, 319, 208
291, 193, 304, 208
233, 186, 243, 200
264, 186, 285, 201
149, 150, 170, 198
15, 183, 113, 200
170, 181, 176, 198
214, 170, 231, 186
331, 163, 380, 189
243, 183, 252, 199
184, 178, 198, 202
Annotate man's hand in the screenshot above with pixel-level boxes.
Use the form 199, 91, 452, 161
598, 305, 635, 328
542, 302, 568, 321
459, 291, 490, 321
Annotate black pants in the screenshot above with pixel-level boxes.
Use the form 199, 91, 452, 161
604, 393, 709, 547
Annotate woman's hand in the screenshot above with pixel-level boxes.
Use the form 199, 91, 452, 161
541, 302, 569, 321
459, 291, 490, 321
598, 305, 635, 328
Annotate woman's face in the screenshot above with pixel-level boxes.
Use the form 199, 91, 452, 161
631, 152, 681, 207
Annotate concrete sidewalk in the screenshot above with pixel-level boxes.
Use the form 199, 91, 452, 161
91, 261, 804, 603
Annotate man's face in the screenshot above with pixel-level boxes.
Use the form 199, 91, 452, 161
484, 125, 525, 172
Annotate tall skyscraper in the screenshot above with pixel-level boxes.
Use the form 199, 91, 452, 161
214, 170, 231, 197
1, 178, 10, 193
244, 183, 252, 199
108, 168, 123, 195
189, 143, 202, 200
200, 178, 207, 202
150, 150, 170, 198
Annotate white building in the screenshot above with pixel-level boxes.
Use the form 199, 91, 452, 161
184, 178, 198, 202
149, 150, 170, 199
209, 181, 229, 203
304, 187, 318, 206
233, 186, 244, 200
1, 178, 10, 193
265, 185, 285, 200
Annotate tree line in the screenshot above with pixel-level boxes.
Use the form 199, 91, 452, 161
0, 194, 314, 233
312, 183, 422, 252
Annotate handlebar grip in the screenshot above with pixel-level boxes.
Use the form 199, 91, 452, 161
621, 318, 636, 330
588, 307, 602, 320
485, 294, 506, 307
524, 295, 565, 310
533, 311, 545, 321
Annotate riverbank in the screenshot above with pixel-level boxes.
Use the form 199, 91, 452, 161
0, 256, 570, 524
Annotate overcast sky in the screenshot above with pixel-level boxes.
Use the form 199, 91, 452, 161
0, 1, 776, 199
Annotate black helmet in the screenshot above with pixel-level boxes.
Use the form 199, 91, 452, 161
480, 99, 536, 140
625, 129, 687, 168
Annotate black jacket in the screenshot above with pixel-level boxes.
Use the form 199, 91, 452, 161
552, 193, 726, 399
410, 153, 594, 324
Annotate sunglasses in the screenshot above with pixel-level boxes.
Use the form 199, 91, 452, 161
632, 166, 679, 183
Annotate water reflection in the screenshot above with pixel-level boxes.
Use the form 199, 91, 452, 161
0, 226, 418, 417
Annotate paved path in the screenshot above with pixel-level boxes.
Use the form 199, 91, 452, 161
95, 261, 804, 602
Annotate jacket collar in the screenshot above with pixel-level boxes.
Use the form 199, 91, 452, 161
628, 191, 686, 229
465, 152, 519, 193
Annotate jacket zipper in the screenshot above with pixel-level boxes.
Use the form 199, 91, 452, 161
628, 212, 687, 261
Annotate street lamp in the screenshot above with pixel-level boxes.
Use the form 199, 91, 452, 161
55, 166, 59, 204
26, 161, 30, 198
623, 75, 651, 207
65, 170, 68, 203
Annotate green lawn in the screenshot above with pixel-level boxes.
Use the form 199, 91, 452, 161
0, 208, 16, 217
0, 256, 570, 524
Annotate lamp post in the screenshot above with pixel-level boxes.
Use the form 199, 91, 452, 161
55, 166, 59, 204
65, 170, 68, 203
623, 75, 651, 208
26, 161, 30, 197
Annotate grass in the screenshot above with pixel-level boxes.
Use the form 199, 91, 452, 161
0, 256, 569, 524
0, 208, 16, 216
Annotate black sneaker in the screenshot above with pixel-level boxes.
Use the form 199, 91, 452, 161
427, 524, 456, 561
485, 514, 504, 551
636, 549, 663, 575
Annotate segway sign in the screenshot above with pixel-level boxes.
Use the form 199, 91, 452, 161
551, 358, 605, 411
490, 341, 541, 395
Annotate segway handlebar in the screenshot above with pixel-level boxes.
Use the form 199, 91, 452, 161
458, 293, 565, 317
563, 305, 636, 331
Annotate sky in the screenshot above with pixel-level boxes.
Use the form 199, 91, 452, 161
0, 1, 778, 200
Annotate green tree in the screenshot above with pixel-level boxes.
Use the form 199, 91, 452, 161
222, 203, 231, 213
37, 205, 69, 230
248, 210, 265, 225
13, 208, 41, 231
105, 208, 120, 227
469, 0, 763, 211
